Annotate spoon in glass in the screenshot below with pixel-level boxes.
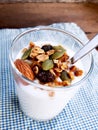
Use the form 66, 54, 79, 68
70, 34, 98, 64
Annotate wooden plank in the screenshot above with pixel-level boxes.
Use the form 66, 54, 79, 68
0, 0, 98, 3
0, 3, 98, 39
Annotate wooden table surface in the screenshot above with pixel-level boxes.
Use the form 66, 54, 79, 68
0, 3, 98, 39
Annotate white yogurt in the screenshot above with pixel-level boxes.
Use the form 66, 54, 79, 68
15, 41, 84, 121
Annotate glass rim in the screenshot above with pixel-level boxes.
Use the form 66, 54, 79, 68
9, 27, 94, 91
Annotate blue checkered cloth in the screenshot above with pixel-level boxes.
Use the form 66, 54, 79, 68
0, 23, 98, 130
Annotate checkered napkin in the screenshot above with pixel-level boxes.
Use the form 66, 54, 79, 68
0, 23, 98, 130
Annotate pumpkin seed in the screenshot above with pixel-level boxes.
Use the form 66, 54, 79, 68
60, 70, 71, 82
53, 45, 66, 51
21, 48, 32, 60
51, 45, 66, 59
51, 51, 65, 59
42, 59, 54, 70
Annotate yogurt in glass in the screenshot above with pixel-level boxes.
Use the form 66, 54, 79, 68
9, 27, 93, 121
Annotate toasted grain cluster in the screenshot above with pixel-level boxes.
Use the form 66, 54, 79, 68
14, 41, 83, 87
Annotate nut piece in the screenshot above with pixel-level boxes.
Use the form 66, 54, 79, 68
62, 80, 71, 86
48, 91, 55, 97
36, 54, 49, 62
30, 46, 44, 57
29, 41, 35, 48
31, 60, 41, 68
54, 67, 62, 73
58, 53, 69, 62
33, 66, 39, 74
74, 69, 83, 76
68, 71, 74, 80
70, 65, 77, 72
14, 59, 34, 81
61, 63, 68, 70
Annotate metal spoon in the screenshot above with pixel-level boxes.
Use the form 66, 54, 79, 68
70, 34, 98, 64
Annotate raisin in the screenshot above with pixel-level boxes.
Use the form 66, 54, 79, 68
41, 45, 53, 52
96, 46, 98, 51
37, 70, 55, 83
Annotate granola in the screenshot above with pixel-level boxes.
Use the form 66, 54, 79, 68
14, 42, 83, 87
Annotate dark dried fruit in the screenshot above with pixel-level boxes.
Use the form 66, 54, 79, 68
96, 46, 98, 51
37, 70, 55, 83
41, 45, 53, 52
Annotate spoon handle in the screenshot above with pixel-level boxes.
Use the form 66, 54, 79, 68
71, 34, 98, 64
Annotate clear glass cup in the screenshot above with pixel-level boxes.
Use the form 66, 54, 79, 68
9, 27, 93, 121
